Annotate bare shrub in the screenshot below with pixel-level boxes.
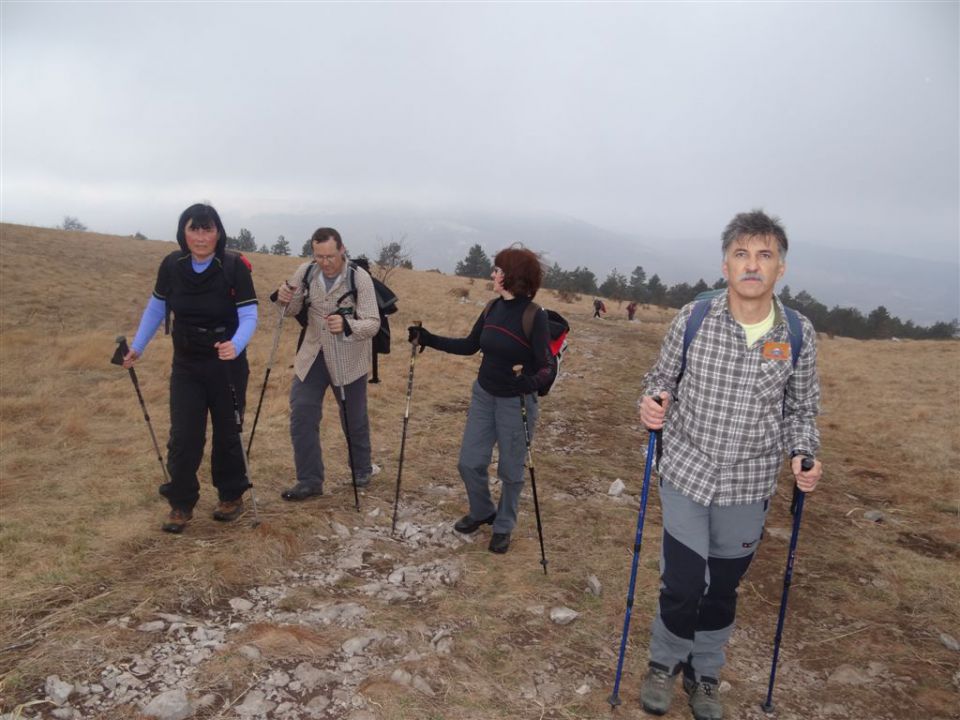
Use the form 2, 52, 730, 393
448, 287, 470, 300
557, 288, 581, 303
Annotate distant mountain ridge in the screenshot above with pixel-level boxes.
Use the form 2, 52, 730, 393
240, 208, 958, 325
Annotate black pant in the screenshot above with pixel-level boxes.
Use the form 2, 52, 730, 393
161, 352, 250, 510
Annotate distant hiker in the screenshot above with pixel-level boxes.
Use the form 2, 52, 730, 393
407, 247, 557, 555
593, 297, 606, 318
627, 301, 638, 321
636, 210, 822, 720
274, 228, 380, 501
123, 203, 259, 533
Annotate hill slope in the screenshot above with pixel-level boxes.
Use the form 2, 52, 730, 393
1, 223, 958, 719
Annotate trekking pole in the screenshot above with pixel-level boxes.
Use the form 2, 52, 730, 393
111, 336, 170, 485
246, 303, 287, 461
330, 314, 361, 512
608, 426, 659, 708
391, 321, 421, 536
513, 365, 548, 575
761, 456, 815, 714
216, 329, 261, 529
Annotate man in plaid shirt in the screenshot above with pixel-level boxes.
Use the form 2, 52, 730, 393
637, 210, 823, 720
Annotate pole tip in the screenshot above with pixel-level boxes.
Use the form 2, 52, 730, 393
761, 700, 775, 714
607, 693, 621, 708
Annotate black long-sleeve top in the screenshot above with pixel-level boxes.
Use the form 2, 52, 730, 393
426, 296, 555, 397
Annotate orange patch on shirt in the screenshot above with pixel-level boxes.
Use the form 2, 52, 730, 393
762, 342, 791, 361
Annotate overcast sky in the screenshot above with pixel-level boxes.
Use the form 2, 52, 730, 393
3, 2, 958, 272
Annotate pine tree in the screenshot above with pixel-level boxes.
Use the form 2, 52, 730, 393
455, 244, 493, 278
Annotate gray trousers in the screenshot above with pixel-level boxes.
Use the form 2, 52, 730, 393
289, 354, 372, 489
648, 479, 769, 681
457, 380, 538, 534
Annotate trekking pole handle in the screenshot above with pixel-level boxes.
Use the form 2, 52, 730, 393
800, 456, 815, 472
512, 364, 523, 375
111, 335, 130, 365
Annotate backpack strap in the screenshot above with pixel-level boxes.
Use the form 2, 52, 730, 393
783, 306, 803, 368
482, 297, 498, 318
679, 299, 712, 383
295, 263, 316, 353
521, 301, 541, 340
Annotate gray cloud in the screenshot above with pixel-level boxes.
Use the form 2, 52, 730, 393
2, 1, 957, 317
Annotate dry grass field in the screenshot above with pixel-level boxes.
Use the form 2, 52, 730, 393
1, 223, 958, 719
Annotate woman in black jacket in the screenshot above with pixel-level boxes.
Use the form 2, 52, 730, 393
409, 247, 554, 554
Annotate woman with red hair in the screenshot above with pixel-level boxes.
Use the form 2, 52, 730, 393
409, 247, 555, 555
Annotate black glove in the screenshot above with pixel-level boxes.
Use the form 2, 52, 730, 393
408, 325, 433, 352
513, 372, 536, 395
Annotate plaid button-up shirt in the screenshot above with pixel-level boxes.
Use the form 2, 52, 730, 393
643, 293, 821, 506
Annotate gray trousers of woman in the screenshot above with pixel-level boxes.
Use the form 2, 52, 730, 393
456, 380, 538, 535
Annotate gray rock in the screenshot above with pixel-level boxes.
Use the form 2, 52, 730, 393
412, 675, 435, 696
266, 669, 291, 687
235, 690, 275, 716
718, 680, 731, 693
391, 668, 413, 687
863, 510, 885, 523
575, 683, 590, 695
137, 620, 166, 632
229, 597, 253, 612
585, 575, 602, 596
238, 644, 262, 661
608, 478, 626, 497
550, 606, 580, 625
142, 689, 194, 720
51, 709, 76, 720
332, 522, 351, 538
305, 695, 331, 718
827, 664, 871, 686
940, 632, 960, 652
45, 675, 75, 706
294, 662, 325, 690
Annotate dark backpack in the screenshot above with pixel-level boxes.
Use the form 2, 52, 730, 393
484, 298, 570, 396
293, 261, 397, 353
162, 250, 251, 335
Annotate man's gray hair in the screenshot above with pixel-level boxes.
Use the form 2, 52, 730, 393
721, 210, 788, 257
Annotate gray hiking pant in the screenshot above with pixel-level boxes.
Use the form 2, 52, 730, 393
648, 479, 769, 681
457, 380, 538, 535
290, 354, 372, 490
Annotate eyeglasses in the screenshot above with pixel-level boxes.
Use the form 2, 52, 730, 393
315, 253, 341, 263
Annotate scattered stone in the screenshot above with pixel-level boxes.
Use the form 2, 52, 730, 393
863, 510, 885, 523
305, 695, 331, 718
294, 662, 325, 689
235, 689, 276, 716
137, 620, 166, 633
332, 522, 351, 538
940, 632, 960, 652
719, 680, 731, 693
266, 669, 291, 687
585, 575, 602, 596
526, 604, 546, 615
952, 669, 960, 691
391, 668, 413, 687
142, 688, 194, 720
412, 675, 435, 696
765, 526, 791, 541
608, 478, 626, 497
229, 597, 253, 612
827, 664, 872, 686
575, 683, 590, 695
342, 633, 381, 656
550, 607, 580, 625
238, 644, 261, 661
45, 675, 74, 706
367, 507, 381, 518
51, 709, 75, 720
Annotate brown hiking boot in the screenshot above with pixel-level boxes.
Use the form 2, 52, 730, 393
212, 498, 244, 522
162, 508, 192, 534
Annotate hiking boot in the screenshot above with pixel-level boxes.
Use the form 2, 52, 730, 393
488, 532, 511, 554
454, 512, 496, 534
281, 483, 323, 501
212, 498, 244, 522
640, 664, 678, 715
343, 463, 380, 488
683, 675, 723, 720
161, 508, 192, 534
